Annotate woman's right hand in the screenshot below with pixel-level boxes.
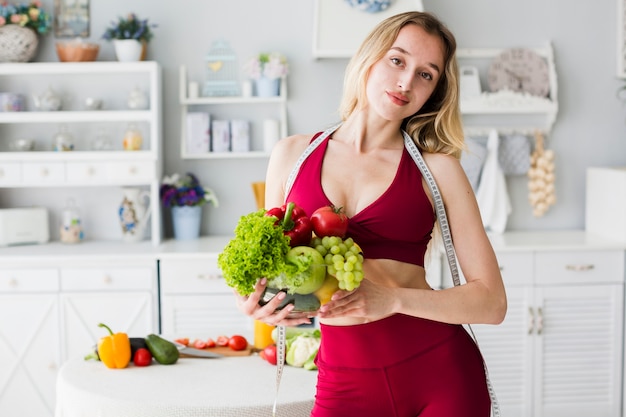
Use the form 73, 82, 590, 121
234, 278, 315, 327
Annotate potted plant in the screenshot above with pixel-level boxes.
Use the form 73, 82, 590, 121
242, 52, 289, 97
102, 13, 156, 62
160, 173, 219, 240
0, 1, 50, 62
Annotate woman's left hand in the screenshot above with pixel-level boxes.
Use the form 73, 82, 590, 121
317, 279, 395, 320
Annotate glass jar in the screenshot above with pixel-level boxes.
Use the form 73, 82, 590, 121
53, 124, 74, 151
123, 123, 143, 151
60, 199, 83, 244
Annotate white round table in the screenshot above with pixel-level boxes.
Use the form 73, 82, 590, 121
55, 356, 317, 417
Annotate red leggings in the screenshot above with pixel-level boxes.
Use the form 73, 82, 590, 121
310, 314, 490, 417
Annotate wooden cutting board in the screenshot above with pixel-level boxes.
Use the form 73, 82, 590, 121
179, 345, 258, 358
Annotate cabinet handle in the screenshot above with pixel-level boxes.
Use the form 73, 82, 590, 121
0, 168, 4, 178
528, 307, 535, 334
565, 264, 594, 272
87, 166, 96, 176
8, 278, 18, 288
103, 275, 113, 284
128, 166, 138, 175
197, 273, 220, 280
48, 362, 57, 370
41, 167, 49, 177
536, 307, 544, 335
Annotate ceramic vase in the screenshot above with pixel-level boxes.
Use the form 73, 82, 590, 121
0, 25, 38, 62
255, 77, 280, 97
118, 188, 152, 242
113, 39, 144, 62
172, 205, 202, 240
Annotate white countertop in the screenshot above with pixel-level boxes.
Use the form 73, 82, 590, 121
56, 356, 317, 417
1, 230, 625, 264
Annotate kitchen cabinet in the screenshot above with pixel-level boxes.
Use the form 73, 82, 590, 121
159, 256, 254, 341
0, 269, 60, 417
445, 233, 624, 417
178, 65, 287, 159
0, 62, 163, 245
0, 245, 159, 417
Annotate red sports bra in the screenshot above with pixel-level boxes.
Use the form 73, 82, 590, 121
285, 131, 435, 267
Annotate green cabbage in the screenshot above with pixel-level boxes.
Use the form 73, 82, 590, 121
217, 210, 300, 296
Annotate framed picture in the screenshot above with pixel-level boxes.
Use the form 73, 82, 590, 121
54, 0, 90, 38
312, 0, 424, 59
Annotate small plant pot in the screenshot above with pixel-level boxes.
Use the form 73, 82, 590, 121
172, 205, 202, 240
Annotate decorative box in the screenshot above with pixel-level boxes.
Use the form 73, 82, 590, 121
211, 120, 230, 152
186, 112, 211, 154
230, 120, 250, 152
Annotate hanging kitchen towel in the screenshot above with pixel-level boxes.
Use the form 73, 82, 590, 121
498, 133, 531, 176
475, 129, 511, 234
460, 137, 487, 191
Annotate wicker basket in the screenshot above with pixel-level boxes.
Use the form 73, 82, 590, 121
0, 25, 38, 63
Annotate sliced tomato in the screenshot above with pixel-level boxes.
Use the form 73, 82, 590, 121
192, 339, 208, 349
216, 335, 229, 347
205, 338, 216, 348
228, 335, 248, 351
174, 338, 189, 346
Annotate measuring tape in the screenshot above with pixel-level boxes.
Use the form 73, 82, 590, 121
272, 325, 286, 416
404, 130, 501, 417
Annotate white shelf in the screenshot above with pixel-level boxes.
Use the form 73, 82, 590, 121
456, 43, 559, 135
0, 62, 163, 246
0, 150, 155, 162
0, 110, 153, 124
178, 65, 288, 159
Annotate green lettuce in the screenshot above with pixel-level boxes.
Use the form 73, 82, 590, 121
217, 210, 300, 296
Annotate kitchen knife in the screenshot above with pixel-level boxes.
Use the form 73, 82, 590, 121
177, 346, 223, 358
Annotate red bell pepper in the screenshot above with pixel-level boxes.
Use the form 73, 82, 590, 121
265, 202, 313, 247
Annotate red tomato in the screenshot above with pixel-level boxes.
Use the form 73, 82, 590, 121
174, 338, 189, 346
133, 348, 152, 366
192, 339, 208, 349
262, 344, 278, 365
228, 335, 248, 351
311, 205, 349, 238
216, 335, 229, 347
205, 338, 216, 348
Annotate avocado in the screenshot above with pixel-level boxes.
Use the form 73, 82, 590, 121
145, 334, 180, 365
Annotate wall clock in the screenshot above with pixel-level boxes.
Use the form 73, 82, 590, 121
487, 48, 550, 97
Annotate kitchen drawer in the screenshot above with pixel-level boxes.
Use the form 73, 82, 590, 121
66, 161, 108, 183
535, 250, 624, 285
61, 267, 154, 291
22, 161, 65, 184
0, 162, 21, 184
161, 294, 253, 341
495, 251, 533, 286
107, 161, 155, 182
160, 258, 229, 294
0, 268, 59, 293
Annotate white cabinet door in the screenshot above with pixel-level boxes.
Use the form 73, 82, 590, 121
161, 294, 253, 341
60, 292, 155, 360
0, 294, 60, 417
534, 284, 623, 417
471, 286, 534, 417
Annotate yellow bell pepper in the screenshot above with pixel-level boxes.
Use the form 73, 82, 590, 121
97, 323, 131, 369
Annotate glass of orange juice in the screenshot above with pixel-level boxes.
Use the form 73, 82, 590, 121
254, 320, 275, 349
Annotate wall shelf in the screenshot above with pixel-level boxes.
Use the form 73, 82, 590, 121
179, 65, 287, 159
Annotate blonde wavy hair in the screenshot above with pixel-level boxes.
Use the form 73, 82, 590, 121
338, 11, 464, 159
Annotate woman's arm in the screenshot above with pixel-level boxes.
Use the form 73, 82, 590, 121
233, 133, 317, 326
319, 153, 507, 325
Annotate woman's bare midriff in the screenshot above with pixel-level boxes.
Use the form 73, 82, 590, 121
319, 258, 432, 326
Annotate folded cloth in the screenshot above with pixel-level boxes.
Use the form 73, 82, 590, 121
475, 129, 511, 233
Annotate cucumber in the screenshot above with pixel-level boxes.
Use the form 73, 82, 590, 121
145, 334, 179, 365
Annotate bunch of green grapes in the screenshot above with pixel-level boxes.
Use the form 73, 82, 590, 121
311, 236, 364, 291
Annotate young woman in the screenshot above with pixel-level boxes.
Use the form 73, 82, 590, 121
236, 11, 507, 417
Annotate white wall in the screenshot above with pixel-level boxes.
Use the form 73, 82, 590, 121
20, 0, 626, 237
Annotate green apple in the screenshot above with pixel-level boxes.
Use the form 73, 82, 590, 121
285, 246, 326, 295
